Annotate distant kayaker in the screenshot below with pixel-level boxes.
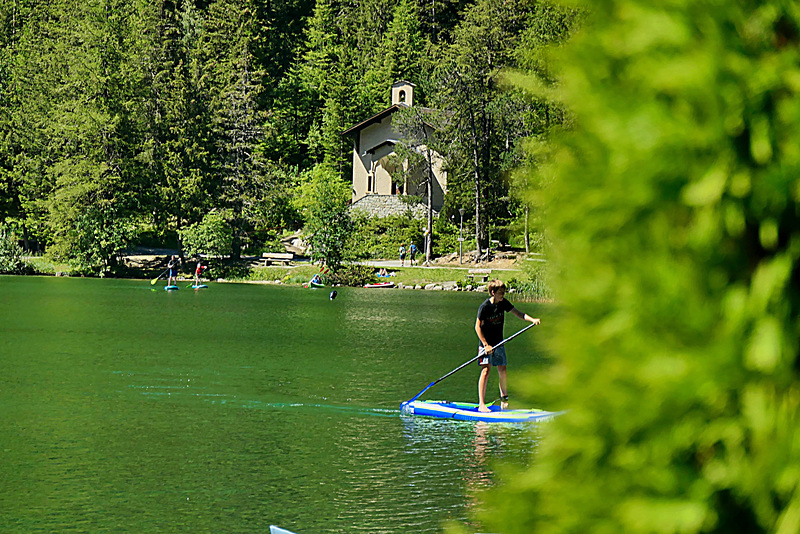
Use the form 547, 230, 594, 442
475, 279, 540, 412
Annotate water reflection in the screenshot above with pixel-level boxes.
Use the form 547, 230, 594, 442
401, 416, 543, 521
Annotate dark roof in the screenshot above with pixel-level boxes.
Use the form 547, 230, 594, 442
341, 104, 407, 137
341, 104, 438, 138
363, 139, 397, 155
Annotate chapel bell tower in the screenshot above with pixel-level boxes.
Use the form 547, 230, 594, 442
391, 80, 416, 107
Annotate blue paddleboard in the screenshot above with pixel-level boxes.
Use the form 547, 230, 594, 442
191, 284, 208, 289
400, 400, 558, 423
165, 285, 179, 291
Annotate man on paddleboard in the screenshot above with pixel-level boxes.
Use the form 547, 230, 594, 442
167, 254, 181, 287
475, 279, 540, 412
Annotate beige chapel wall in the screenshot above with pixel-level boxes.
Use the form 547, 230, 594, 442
375, 163, 395, 196
352, 148, 368, 202
431, 152, 448, 206
402, 146, 448, 209
352, 117, 398, 202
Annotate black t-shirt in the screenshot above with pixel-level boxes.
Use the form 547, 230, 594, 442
477, 297, 515, 345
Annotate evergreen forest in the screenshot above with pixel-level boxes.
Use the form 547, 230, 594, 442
0, 0, 578, 273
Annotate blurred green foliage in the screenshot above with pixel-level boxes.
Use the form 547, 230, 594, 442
475, 1, 800, 534
52, 205, 134, 276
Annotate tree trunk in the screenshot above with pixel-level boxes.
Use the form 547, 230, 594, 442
473, 146, 481, 263
469, 108, 482, 262
524, 205, 530, 253
22, 223, 29, 252
425, 149, 434, 264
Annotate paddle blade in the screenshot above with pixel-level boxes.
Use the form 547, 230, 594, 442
150, 278, 159, 285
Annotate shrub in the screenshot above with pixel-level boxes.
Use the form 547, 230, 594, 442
179, 210, 234, 259
0, 226, 33, 275
349, 211, 424, 259
328, 263, 376, 287
296, 164, 352, 268
505, 262, 552, 301
48, 205, 134, 276
207, 260, 250, 280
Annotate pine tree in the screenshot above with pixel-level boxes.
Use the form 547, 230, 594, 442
129, 0, 221, 248
432, 0, 531, 259
203, 0, 269, 258
17, 0, 143, 271
379, 0, 426, 86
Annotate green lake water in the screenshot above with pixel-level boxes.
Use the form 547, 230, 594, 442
0, 276, 550, 533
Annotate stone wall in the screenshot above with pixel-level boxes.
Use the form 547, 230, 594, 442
349, 194, 436, 219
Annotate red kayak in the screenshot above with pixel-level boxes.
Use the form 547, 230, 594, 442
364, 282, 394, 288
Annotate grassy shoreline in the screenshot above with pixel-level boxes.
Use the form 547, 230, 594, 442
20, 255, 551, 300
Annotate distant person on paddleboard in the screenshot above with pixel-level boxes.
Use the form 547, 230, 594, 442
475, 279, 540, 412
167, 254, 181, 287
194, 261, 207, 286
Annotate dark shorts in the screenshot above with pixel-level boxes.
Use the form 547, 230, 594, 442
169, 268, 178, 277
478, 346, 507, 367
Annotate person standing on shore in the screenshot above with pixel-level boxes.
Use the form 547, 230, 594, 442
409, 243, 418, 266
475, 279, 540, 412
399, 244, 406, 267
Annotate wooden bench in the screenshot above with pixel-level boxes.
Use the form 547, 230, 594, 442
262, 252, 294, 266
466, 269, 492, 283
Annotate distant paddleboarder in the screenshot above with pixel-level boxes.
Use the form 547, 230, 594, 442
475, 280, 540, 412
194, 261, 207, 287
167, 254, 181, 287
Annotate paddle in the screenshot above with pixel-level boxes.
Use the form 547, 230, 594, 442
150, 268, 169, 285
402, 322, 538, 407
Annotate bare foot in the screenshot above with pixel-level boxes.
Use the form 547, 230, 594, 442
501, 401, 509, 411
478, 404, 491, 413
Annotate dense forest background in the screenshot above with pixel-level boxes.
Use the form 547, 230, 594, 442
0, 0, 577, 273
